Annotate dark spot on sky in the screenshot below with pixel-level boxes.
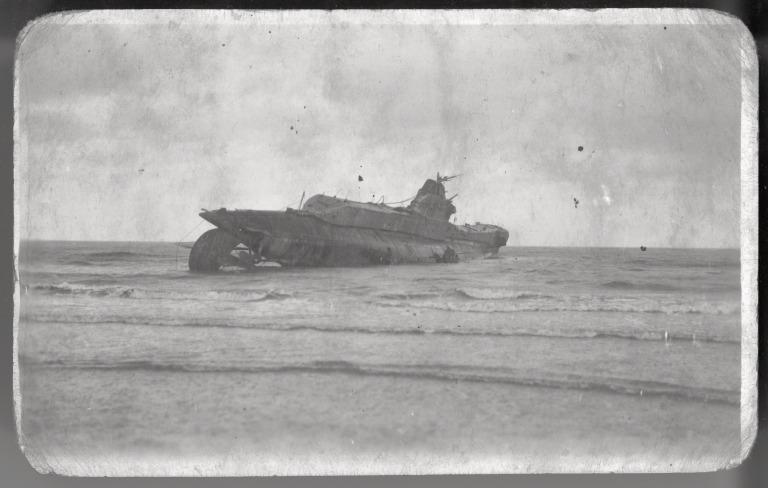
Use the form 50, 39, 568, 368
358, 175, 364, 182
268, 30, 271, 34
573, 197, 579, 208
663, 26, 667, 30
290, 125, 294, 130
303, 105, 306, 109
578, 146, 584, 152
221, 43, 226, 47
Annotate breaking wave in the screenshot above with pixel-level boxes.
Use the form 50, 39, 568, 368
374, 298, 739, 315
28, 282, 293, 302
600, 280, 682, 292
31, 283, 137, 298
23, 357, 739, 405
376, 289, 554, 302
21, 315, 739, 345
377, 292, 441, 300
454, 288, 554, 300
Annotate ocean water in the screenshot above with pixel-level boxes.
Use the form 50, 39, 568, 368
16, 241, 742, 474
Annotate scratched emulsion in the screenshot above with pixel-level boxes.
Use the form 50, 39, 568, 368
17, 242, 740, 473
14, 11, 750, 475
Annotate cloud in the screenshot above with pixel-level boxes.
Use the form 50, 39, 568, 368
16, 19, 743, 247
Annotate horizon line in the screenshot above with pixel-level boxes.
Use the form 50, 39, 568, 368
16, 239, 741, 251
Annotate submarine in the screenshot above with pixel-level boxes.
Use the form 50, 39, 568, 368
188, 174, 509, 271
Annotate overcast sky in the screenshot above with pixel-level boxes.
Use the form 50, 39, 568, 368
16, 12, 744, 247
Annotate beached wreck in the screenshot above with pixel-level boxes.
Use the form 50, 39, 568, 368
188, 174, 509, 271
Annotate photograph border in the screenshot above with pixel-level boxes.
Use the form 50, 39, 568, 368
2, 1, 764, 484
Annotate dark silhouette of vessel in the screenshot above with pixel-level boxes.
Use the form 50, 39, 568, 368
188, 174, 509, 271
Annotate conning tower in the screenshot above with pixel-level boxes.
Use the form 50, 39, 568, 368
407, 173, 458, 221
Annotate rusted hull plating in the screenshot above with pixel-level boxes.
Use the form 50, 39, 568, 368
199, 208, 505, 267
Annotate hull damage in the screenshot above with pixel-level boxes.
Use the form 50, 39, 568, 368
189, 174, 509, 271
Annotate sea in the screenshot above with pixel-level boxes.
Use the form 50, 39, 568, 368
16, 241, 742, 474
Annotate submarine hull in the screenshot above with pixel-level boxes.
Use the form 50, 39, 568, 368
192, 207, 506, 269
